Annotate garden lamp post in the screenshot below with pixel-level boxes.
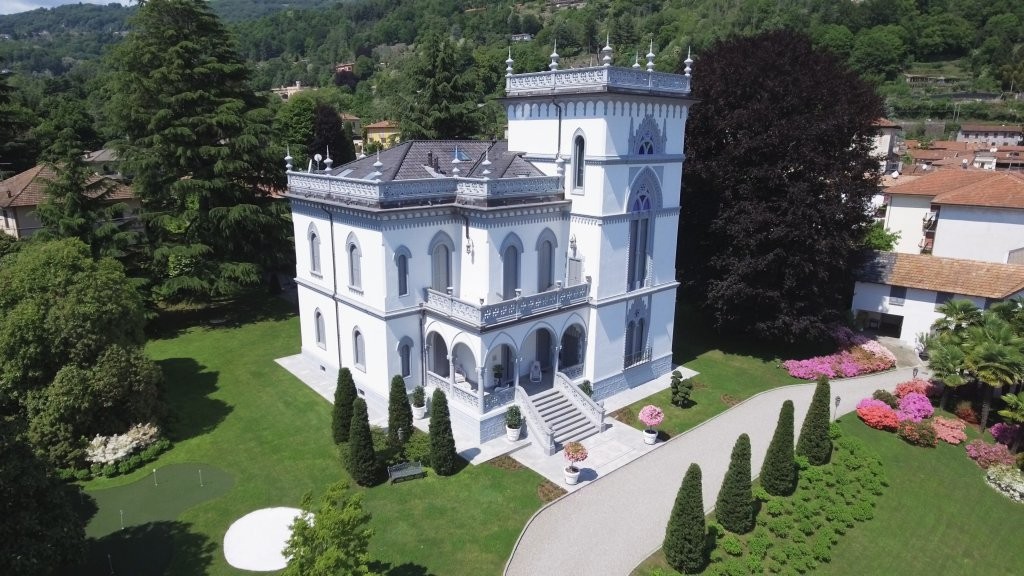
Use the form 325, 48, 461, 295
834, 395, 841, 422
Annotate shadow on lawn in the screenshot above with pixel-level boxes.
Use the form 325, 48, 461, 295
70, 521, 214, 576
370, 560, 434, 576
157, 357, 232, 442
148, 292, 297, 340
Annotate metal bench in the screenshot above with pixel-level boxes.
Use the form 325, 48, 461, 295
387, 461, 427, 484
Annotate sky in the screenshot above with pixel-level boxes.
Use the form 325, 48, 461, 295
0, 1, 132, 16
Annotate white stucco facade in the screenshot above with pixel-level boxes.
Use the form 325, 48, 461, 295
931, 205, 1024, 263
286, 57, 693, 444
884, 194, 933, 254
851, 281, 987, 346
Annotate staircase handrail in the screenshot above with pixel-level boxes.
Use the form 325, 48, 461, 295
555, 371, 605, 433
515, 385, 556, 455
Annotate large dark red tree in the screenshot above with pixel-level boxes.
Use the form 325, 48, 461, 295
679, 30, 883, 342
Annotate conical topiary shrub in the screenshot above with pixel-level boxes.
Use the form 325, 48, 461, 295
796, 375, 833, 465
387, 375, 413, 447
429, 389, 459, 476
715, 434, 754, 534
761, 400, 797, 496
664, 463, 707, 574
347, 398, 377, 486
332, 368, 357, 444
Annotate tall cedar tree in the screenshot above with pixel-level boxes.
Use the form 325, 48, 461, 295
796, 376, 833, 465
347, 398, 377, 486
715, 434, 754, 533
310, 102, 356, 166
332, 368, 357, 444
760, 400, 797, 496
399, 31, 480, 140
663, 463, 707, 574
679, 30, 883, 342
104, 0, 291, 302
387, 375, 413, 447
429, 389, 459, 476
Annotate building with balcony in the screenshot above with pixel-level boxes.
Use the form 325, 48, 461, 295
285, 44, 693, 450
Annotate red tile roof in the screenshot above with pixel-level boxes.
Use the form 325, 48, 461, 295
0, 164, 133, 209
874, 118, 901, 129
960, 124, 1023, 134
365, 120, 397, 130
870, 252, 1024, 299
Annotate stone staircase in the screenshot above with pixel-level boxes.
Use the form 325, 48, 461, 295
530, 387, 601, 446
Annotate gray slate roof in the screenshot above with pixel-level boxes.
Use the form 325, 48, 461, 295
327, 140, 544, 182
854, 251, 896, 284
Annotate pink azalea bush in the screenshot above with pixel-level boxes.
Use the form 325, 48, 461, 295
564, 441, 588, 472
782, 327, 896, 379
990, 423, 1021, 446
896, 392, 934, 423
894, 379, 938, 399
638, 405, 665, 430
966, 439, 1017, 469
932, 417, 967, 445
856, 398, 899, 431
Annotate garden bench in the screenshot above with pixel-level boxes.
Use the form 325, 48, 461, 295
387, 461, 427, 484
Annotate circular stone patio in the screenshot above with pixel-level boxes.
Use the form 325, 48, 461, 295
223, 507, 303, 571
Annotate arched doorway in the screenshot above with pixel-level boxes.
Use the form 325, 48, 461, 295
427, 332, 449, 377
559, 324, 586, 379
451, 342, 478, 388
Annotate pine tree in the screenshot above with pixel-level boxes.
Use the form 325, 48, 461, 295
387, 375, 413, 448
333, 368, 357, 444
347, 398, 377, 486
398, 31, 480, 140
429, 389, 459, 476
761, 400, 797, 496
796, 376, 833, 465
715, 434, 753, 534
664, 463, 707, 574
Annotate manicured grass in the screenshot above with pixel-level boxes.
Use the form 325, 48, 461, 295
73, 297, 548, 576
821, 418, 1024, 575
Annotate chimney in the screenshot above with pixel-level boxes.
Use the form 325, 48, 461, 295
427, 151, 433, 167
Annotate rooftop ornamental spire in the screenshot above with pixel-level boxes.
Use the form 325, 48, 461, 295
684, 46, 693, 78
324, 145, 333, 169
602, 34, 613, 67
646, 40, 655, 72
284, 145, 293, 171
549, 41, 560, 71
505, 47, 514, 77
632, 51, 641, 69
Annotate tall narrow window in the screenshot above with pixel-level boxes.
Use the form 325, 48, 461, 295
314, 309, 326, 349
538, 239, 554, 291
626, 184, 655, 291
502, 245, 519, 299
348, 243, 362, 288
432, 244, 450, 292
397, 254, 408, 296
399, 343, 411, 377
309, 228, 321, 274
573, 135, 585, 189
353, 329, 365, 369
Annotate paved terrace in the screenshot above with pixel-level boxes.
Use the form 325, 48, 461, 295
504, 365, 927, 576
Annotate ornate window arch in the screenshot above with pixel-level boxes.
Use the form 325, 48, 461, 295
572, 130, 586, 190
346, 232, 362, 289
308, 223, 321, 275
353, 327, 366, 370
397, 335, 414, 378
428, 231, 455, 292
624, 299, 650, 367
626, 169, 662, 291
628, 114, 668, 156
535, 228, 558, 292
314, 308, 326, 349
394, 245, 411, 297
499, 232, 524, 299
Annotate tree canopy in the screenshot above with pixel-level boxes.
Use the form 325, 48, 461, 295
282, 481, 376, 576
679, 29, 883, 342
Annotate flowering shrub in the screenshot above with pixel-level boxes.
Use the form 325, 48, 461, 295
782, 329, 895, 379
932, 417, 967, 445
896, 392, 934, 422
966, 440, 1017, 469
955, 401, 979, 424
897, 420, 937, 447
986, 465, 1024, 503
871, 389, 899, 409
638, 405, 665, 429
856, 398, 899, 431
990, 423, 1021, 446
86, 423, 161, 465
564, 441, 588, 471
894, 379, 938, 399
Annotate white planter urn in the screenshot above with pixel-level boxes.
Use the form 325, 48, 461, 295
505, 426, 522, 442
564, 466, 581, 485
643, 429, 658, 445
413, 404, 427, 420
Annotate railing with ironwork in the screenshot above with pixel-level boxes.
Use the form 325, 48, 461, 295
623, 346, 653, 369
426, 370, 479, 410
426, 371, 450, 394
560, 364, 584, 381
517, 385, 556, 455
555, 371, 604, 433
506, 66, 691, 97
484, 385, 515, 413
425, 281, 590, 328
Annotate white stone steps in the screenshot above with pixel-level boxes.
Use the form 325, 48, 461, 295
527, 386, 601, 449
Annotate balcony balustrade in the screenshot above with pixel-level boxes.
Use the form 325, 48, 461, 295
424, 281, 590, 328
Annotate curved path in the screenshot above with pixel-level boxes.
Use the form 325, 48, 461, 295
504, 366, 925, 576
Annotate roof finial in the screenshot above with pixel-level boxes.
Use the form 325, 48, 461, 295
549, 41, 560, 71
632, 51, 641, 69
324, 145, 333, 169
646, 40, 655, 72
284, 145, 293, 171
602, 34, 613, 67
373, 150, 383, 169
684, 46, 693, 78
505, 47, 514, 77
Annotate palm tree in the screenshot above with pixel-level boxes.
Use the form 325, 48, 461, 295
932, 299, 982, 341
997, 392, 1024, 452
965, 316, 1024, 430
927, 335, 967, 413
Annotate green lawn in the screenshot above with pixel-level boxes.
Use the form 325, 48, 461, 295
74, 297, 548, 576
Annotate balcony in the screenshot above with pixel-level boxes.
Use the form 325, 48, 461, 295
506, 65, 691, 98
624, 346, 653, 369
424, 281, 591, 328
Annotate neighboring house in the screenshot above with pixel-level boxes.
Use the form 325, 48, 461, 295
881, 169, 1024, 261
339, 112, 362, 136
957, 123, 1023, 147
363, 120, 399, 148
271, 81, 309, 100
0, 164, 138, 239
285, 46, 693, 449
852, 251, 1024, 345
872, 118, 902, 174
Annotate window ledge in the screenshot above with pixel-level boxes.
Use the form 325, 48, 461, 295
355, 363, 366, 373
571, 187, 585, 196
310, 271, 323, 279
349, 285, 363, 295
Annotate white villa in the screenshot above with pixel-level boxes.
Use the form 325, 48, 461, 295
853, 170, 1024, 345
284, 45, 694, 452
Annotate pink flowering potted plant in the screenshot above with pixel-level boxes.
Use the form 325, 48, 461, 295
639, 404, 665, 445
563, 441, 588, 485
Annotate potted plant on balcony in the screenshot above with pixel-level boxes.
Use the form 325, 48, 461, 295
493, 364, 504, 388
505, 405, 523, 442
411, 385, 427, 420
639, 404, 664, 445
563, 441, 588, 485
